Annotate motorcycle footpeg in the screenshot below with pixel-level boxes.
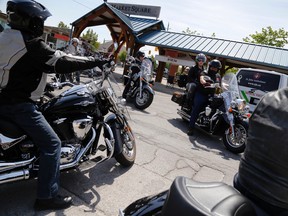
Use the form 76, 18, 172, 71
92, 155, 105, 163
80, 155, 89, 163
98, 144, 107, 151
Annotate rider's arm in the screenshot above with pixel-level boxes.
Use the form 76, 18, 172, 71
200, 75, 206, 85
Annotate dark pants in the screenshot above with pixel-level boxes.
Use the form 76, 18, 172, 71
0, 103, 61, 199
189, 91, 209, 128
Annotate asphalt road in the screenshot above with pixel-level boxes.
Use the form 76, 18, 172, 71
0, 67, 241, 216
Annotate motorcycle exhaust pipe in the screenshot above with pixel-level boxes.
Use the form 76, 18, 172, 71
0, 169, 29, 184
177, 109, 190, 122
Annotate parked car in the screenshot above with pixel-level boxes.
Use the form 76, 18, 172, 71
236, 68, 288, 112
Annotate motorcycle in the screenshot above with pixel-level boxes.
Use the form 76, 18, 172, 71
171, 73, 250, 154
123, 57, 155, 110
119, 175, 270, 216
0, 62, 136, 185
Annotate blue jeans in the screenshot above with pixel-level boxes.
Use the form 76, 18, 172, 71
189, 91, 209, 128
0, 103, 61, 199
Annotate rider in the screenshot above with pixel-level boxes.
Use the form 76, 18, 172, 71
187, 59, 222, 136
234, 87, 288, 215
64, 37, 81, 84
122, 50, 145, 98
0, 0, 109, 210
186, 53, 207, 107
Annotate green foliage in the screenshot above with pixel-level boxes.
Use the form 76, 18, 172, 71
81, 29, 100, 50
225, 67, 238, 74
182, 27, 216, 37
243, 26, 288, 48
182, 27, 202, 36
58, 21, 69, 29
118, 50, 127, 63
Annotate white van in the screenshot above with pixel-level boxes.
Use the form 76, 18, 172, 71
236, 68, 288, 112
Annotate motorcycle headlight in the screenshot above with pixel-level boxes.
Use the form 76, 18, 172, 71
235, 98, 246, 111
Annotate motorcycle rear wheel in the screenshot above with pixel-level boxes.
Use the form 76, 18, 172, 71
134, 89, 154, 110
111, 122, 136, 167
222, 122, 248, 154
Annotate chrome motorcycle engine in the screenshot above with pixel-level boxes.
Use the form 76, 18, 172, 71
60, 144, 81, 164
72, 118, 93, 140
53, 117, 93, 141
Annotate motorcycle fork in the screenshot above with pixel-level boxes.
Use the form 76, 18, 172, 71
227, 116, 235, 137
139, 77, 143, 98
91, 121, 103, 154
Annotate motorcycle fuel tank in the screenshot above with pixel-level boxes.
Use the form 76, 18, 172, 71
42, 85, 96, 115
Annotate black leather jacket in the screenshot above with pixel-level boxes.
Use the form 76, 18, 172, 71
187, 65, 204, 84
238, 87, 288, 208
0, 29, 105, 105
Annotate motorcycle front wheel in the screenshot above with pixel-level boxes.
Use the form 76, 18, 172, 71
134, 89, 154, 110
111, 121, 136, 167
222, 121, 248, 154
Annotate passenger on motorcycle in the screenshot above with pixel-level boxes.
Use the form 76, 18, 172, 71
0, 0, 110, 211
186, 53, 207, 107
122, 51, 145, 98
187, 59, 222, 136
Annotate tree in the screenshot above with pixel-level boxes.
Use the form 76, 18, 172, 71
243, 26, 288, 48
182, 27, 216, 37
182, 27, 201, 36
81, 29, 100, 50
118, 50, 127, 65
58, 21, 69, 29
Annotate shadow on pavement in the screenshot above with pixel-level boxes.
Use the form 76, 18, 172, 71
167, 117, 242, 161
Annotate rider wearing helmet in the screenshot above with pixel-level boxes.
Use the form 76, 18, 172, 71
186, 53, 207, 107
0, 0, 110, 210
66, 37, 80, 55
65, 37, 81, 84
122, 50, 145, 98
187, 59, 222, 136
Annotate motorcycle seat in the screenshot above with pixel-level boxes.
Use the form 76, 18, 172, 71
0, 118, 25, 138
161, 176, 257, 216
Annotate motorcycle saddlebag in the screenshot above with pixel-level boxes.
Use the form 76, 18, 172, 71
171, 91, 185, 105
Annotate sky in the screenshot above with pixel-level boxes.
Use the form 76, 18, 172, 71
0, 0, 287, 45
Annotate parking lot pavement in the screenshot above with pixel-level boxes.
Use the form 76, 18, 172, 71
0, 66, 241, 216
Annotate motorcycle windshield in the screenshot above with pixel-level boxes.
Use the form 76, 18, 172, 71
221, 73, 241, 100
221, 73, 241, 113
141, 58, 153, 81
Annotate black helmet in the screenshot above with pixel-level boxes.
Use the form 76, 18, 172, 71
6, 0, 51, 37
195, 53, 207, 63
209, 59, 222, 69
136, 51, 145, 58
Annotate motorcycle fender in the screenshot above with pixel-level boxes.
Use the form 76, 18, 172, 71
104, 114, 122, 155
235, 117, 249, 127
131, 85, 155, 97
122, 190, 168, 216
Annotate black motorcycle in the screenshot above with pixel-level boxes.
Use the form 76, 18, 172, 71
0, 63, 136, 185
123, 57, 155, 110
171, 73, 250, 154
119, 175, 270, 216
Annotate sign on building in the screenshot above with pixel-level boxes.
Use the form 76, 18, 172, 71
155, 55, 195, 67
109, 3, 161, 18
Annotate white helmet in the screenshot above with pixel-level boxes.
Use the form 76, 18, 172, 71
71, 37, 79, 44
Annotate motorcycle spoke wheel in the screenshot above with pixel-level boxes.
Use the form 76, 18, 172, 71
134, 89, 153, 110
223, 123, 248, 154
